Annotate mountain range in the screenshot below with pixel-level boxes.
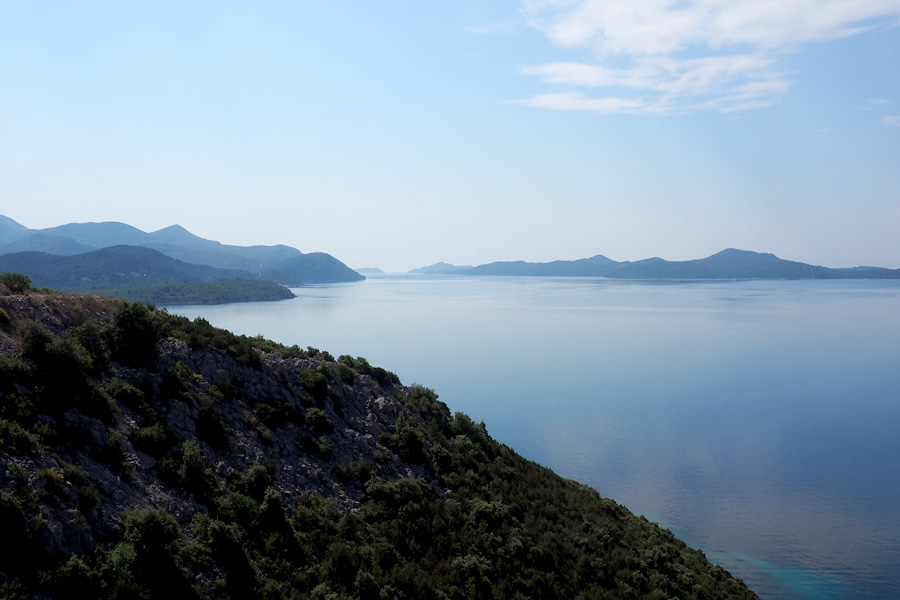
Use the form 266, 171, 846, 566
0, 216, 364, 295
412, 249, 900, 280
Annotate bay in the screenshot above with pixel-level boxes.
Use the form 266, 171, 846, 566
168, 276, 900, 599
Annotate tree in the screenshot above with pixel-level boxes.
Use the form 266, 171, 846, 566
0, 272, 32, 294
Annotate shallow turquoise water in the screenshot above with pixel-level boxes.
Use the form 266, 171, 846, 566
169, 276, 900, 599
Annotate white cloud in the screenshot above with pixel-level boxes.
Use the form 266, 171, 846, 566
516, 0, 900, 114
511, 92, 654, 113
883, 116, 900, 126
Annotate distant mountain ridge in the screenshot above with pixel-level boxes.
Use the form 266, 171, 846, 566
412, 249, 900, 280
408, 262, 474, 274
0, 215, 364, 284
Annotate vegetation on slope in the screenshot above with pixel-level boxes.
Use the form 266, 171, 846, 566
0, 250, 297, 305
100, 279, 295, 305
0, 273, 758, 600
0, 216, 365, 285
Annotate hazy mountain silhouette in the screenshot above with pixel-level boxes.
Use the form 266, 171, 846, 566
414, 249, 900, 280
0, 246, 269, 292
0, 216, 363, 284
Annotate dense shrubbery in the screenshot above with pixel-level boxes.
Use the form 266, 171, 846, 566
0, 272, 32, 295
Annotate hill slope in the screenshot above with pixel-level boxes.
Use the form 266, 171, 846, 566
0, 247, 295, 304
0, 284, 759, 600
424, 249, 900, 279
0, 216, 363, 285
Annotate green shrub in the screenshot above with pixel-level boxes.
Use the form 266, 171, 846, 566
67, 320, 110, 373
107, 378, 157, 423
108, 302, 164, 366
180, 438, 217, 498
132, 423, 171, 455
0, 356, 33, 393
37, 468, 68, 501
51, 554, 101, 598
0, 273, 32, 295
0, 419, 39, 455
379, 413, 427, 464
317, 436, 333, 461
299, 370, 329, 405
161, 361, 194, 397
232, 461, 276, 502
331, 459, 376, 485
305, 407, 333, 435
254, 397, 300, 429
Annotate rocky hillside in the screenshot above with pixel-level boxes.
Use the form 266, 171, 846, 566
0, 277, 759, 600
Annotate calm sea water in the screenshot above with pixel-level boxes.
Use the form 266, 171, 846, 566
168, 276, 900, 600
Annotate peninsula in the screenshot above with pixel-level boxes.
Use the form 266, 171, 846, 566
0, 216, 364, 305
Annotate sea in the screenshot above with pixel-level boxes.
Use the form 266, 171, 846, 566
168, 275, 900, 600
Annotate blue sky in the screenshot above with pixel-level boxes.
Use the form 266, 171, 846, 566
2, 1, 899, 272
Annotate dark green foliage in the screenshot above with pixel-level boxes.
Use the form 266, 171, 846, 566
380, 413, 428, 464
66, 320, 110, 374
401, 385, 451, 434
232, 461, 276, 502
298, 370, 329, 405
36, 468, 68, 503
254, 396, 302, 429
48, 554, 101, 600
331, 459, 376, 486
0, 272, 32, 294
14, 318, 112, 436
19, 319, 92, 388
108, 301, 164, 366
338, 355, 401, 386
106, 378, 156, 422
180, 438, 218, 499
305, 407, 333, 435
197, 399, 229, 450
161, 359, 194, 394
0, 355, 32, 392
0, 419, 39, 455
131, 422, 171, 455
108, 279, 294, 305
169, 316, 261, 367
316, 436, 333, 460
210, 379, 239, 402
121, 508, 200, 598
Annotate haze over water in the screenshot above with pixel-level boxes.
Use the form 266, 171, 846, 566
169, 276, 900, 599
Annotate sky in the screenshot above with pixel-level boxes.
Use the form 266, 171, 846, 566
2, 1, 899, 272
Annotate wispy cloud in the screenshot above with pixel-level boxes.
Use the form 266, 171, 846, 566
516, 0, 900, 115
883, 116, 900, 127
